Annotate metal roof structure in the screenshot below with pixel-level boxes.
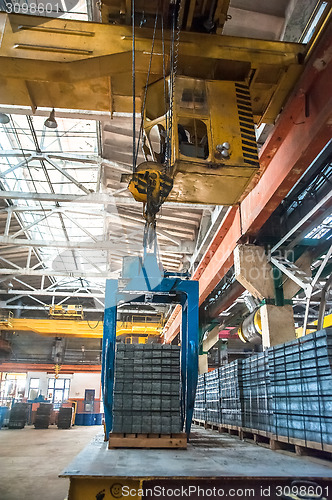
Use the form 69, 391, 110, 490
0, 112, 209, 317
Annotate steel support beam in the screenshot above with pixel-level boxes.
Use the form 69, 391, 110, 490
164, 19, 332, 343
0, 304, 105, 312
0, 267, 115, 279
0, 304, 162, 314
0, 190, 212, 210
0, 13, 305, 120
0, 235, 194, 253
271, 190, 332, 253
0, 289, 105, 298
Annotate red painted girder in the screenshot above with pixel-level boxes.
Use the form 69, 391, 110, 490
242, 20, 332, 236
0, 362, 101, 373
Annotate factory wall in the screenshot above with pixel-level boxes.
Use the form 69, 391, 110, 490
69, 373, 101, 399
24, 371, 101, 400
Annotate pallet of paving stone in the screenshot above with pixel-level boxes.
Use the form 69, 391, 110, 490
108, 432, 187, 449
8, 402, 29, 429
268, 328, 332, 446
113, 343, 182, 435
199, 419, 332, 455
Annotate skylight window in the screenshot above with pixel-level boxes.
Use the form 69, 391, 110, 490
306, 215, 332, 240
300, 2, 328, 44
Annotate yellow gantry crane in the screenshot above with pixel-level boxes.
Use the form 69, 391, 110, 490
0, 9, 306, 243
0, 12, 304, 116
127, 76, 261, 239
0, 316, 163, 339
49, 304, 84, 320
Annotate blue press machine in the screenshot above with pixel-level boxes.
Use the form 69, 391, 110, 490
101, 252, 199, 439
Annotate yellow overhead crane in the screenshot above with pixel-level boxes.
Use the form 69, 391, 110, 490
49, 304, 84, 320
296, 313, 332, 338
127, 76, 260, 204
0, 10, 306, 237
0, 13, 304, 119
126, 75, 263, 240
0, 307, 162, 340
0, 317, 163, 339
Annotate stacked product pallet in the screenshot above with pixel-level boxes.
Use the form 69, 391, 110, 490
193, 373, 206, 421
269, 328, 332, 446
219, 360, 243, 427
8, 403, 28, 429
193, 328, 332, 450
34, 403, 53, 429
205, 370, 220, 423
112, 344, 182, 434
57, 407, 73, 429
242, 352, 272, 432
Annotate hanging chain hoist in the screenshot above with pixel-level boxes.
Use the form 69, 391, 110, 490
127, 0, 261, 249
128, 0, 184, 250
129, 162, 173, 248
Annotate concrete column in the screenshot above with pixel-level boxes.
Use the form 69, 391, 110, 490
283, 251, 312, 299
281, 0, 318, 42
234, 244, 275, 300
198, 354, 208, 374
234, 244, 296, 347
202, 325, 220, 353
260, 304, 296, 349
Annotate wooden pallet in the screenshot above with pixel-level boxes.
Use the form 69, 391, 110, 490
109, 432, 187, 449
192, 419, 332, 457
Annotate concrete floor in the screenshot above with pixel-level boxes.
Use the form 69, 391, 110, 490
1, 425, 332, 500
64, 426, 332, 479
0, 425, 99, 500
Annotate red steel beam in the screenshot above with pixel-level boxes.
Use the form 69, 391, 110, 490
164, 208, 239, 341
193, 207, 238, 282
0, 362, 101, 373
207, 281, 246, 319
165, 19, 332, 343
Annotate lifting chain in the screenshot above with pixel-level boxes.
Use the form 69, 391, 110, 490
130, 1, 184, 253
143, 0, 184, 250
166, 0, 185, 168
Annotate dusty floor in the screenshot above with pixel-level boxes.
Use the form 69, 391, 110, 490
1, 425, 332, 500
0, 425, 99, 500
64, 426, 332, 479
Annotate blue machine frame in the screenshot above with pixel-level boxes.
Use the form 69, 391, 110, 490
102, 253, 199, 439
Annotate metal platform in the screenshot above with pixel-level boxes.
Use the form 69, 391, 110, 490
61, 427, 332, 499
61, 427, 332, 478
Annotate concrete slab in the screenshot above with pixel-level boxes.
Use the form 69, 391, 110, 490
0, 425, 99, 500
61, 426, 332, 479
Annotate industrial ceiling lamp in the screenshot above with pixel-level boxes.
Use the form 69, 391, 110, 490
0, 112, 10, 124
44, 108, 58, 129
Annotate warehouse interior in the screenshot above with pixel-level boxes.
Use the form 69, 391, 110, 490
0, 0, 332, 499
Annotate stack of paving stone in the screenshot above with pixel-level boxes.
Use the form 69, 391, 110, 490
112, 344, 182, 434
193, 373, 206, 421
268, 328, 332, 445
34, 403, 53, 429
242, 352, 272, 432
8, 403, 29, 429
205, 369, 220, 423
219, 360, 244, 426
193, 328, 332, 448
57, 406, 73, 429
